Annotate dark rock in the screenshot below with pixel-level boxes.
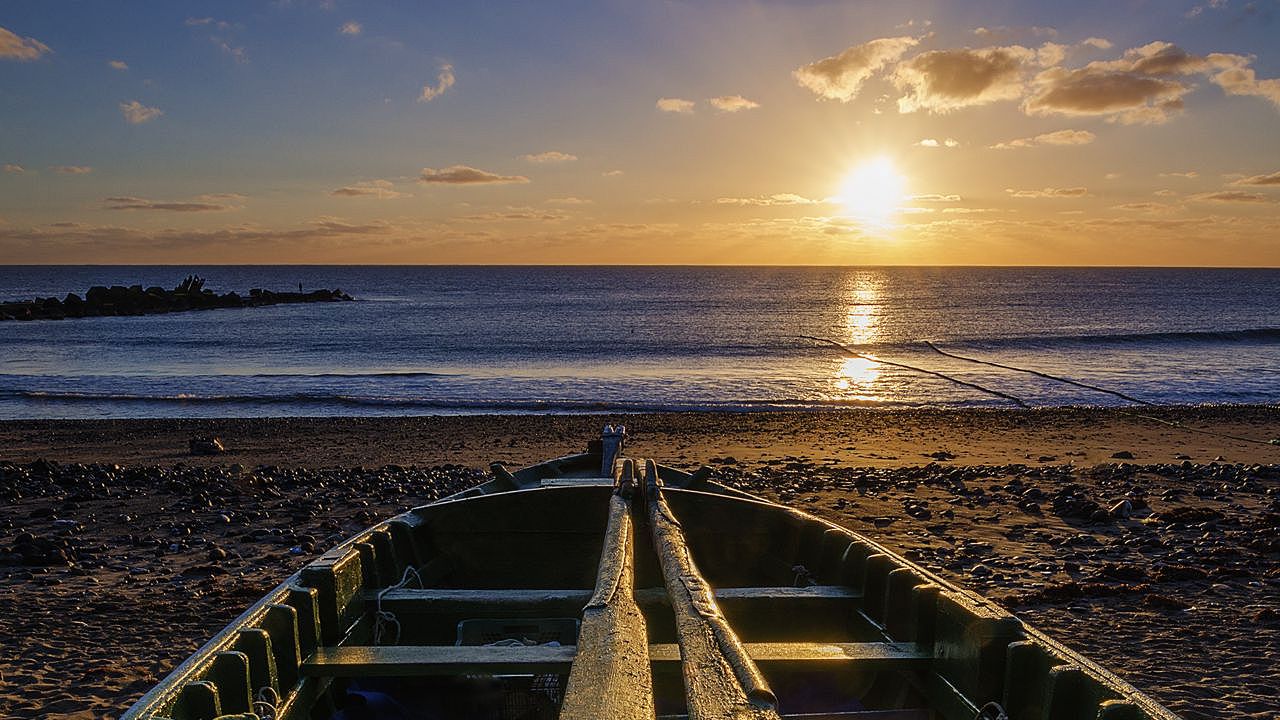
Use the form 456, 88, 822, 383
189, 437, 226, 455
1111, 451, 1135, 460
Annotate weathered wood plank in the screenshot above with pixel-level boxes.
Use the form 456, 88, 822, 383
644, 459, 781, 720
371, 585, 861, 613
560, 458, 654, 720
302, 641, 929, 677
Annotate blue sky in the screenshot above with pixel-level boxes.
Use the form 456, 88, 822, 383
2, 1, 1279, 264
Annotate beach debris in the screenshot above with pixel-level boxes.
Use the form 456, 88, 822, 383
189, 437, 226, 455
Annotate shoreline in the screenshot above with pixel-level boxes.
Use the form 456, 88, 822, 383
1, 406, 1278, 719
3, 405, 1278, 469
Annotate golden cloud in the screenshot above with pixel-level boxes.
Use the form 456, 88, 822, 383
419, 165, 529, 185
793, 36, 920, 102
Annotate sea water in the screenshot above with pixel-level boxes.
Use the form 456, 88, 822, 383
1, 266, 1277, 418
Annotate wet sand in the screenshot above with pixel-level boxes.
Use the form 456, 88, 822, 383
1, 407, 1278, 719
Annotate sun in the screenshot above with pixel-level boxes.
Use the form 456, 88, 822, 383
837, 157, 907, 226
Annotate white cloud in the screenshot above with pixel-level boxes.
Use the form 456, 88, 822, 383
916, 138, 959, 148
0, 25, 52, 61
1231, 171, 1280, 187
1191, 190, 1272, 203
3, 163, 25, 174
419, 63, 455, 102
656, 97, 695, 113
103, 195, 242, 212
894, 45, 1038, 113
520, 151, 578, 163
108, 60, 128, 71
990, 129, 1096, 149
602, 170, 624, 177
547, 197, 592, 205
120, 100, 163, 124
419, 165, 529, 185
340, 21, 362, 35
793, 36, 920, 102
50, 165, 93, 175
330, 180, 408, 199
714, 193, 823, 206
708, 95, 760, 112
1006, 186, 1089, 198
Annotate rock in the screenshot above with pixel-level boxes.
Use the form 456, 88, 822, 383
1111, 451, 1135, 460
207, 546, 227, 561
189, 437, 226, 455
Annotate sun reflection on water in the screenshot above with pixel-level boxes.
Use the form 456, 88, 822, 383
832, 277, 885, 398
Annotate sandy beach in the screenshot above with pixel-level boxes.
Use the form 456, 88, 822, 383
2, 407, 1278, 719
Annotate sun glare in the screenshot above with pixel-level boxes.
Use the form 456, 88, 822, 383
838, 157, 907, 226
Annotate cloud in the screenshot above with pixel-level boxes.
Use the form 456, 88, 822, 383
3, 163, 24, 174
1081, 38, 1113, 50
1006, 186, 1089, 198
520, 151, 578, 163
185, 17, 231, 29
120, 100, 163, 124
1186, 0, 1228, 18
708, 95, 760, 112
793, 36, 920, 102
330, 179, 408, 199
714, 193, 823, 206
0, 25, 52, 61
973, 26, 1058, 41
1022, 42, 1270, 124
656, 97, 695, 113
419, 165, 529, 185
108, 59, 128, 71
457, 208, 568, 222
547, 197, 592, 205
1191, 190, 1272, 203
915, 138, 959, 148
50, 165, 92, 175
1212, 65, 1280, 109
602, 170, 624, 177
419, 64, 455, 103
1113, 202, 1176, 212
990, 128, 1096, 149
340, 21, 362, 35
103, 195, 240, 212
911, 193, 962, 202
1160, 171, 1199, 178
893, 45, 1037, 113
1232, 171, 1280, 187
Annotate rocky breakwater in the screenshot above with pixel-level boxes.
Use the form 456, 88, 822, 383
0, 275, 353, 321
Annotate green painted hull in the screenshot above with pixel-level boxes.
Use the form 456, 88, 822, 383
121, 446, 1181, 720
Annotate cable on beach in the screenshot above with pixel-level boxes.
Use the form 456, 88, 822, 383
801, 335, 1279, 448
922, 341, 1152, 405
923, 340, 1280, 448
797, 335, 1031, 408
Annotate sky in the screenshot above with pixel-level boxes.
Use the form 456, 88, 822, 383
1, 0, 1278, 265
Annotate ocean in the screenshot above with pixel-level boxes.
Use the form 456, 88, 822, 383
1, 266, 1277, 418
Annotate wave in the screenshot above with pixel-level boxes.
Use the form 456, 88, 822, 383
943, 327, 1280, 350
0, 389, 907, 413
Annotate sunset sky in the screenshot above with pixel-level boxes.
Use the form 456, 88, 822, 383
1, 1, 1278, 265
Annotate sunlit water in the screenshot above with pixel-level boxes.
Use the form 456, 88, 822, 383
1, 266, 1278, 418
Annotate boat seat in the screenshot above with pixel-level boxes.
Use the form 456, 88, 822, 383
370, 585, 862, 614
301, 641, 929, 677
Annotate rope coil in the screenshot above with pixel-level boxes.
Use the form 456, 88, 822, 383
373, 566, 423, 645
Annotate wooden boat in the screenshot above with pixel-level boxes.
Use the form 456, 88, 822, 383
122, 427, 1180, 720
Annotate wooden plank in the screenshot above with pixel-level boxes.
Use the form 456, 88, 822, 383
560, 459, 654, 720
372, 585, 861, 613
539, 477, 615, 487
302, 641, 929, 677
644, 458, 781, 719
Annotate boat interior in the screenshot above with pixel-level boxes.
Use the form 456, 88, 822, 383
123, 428, 1177, 720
